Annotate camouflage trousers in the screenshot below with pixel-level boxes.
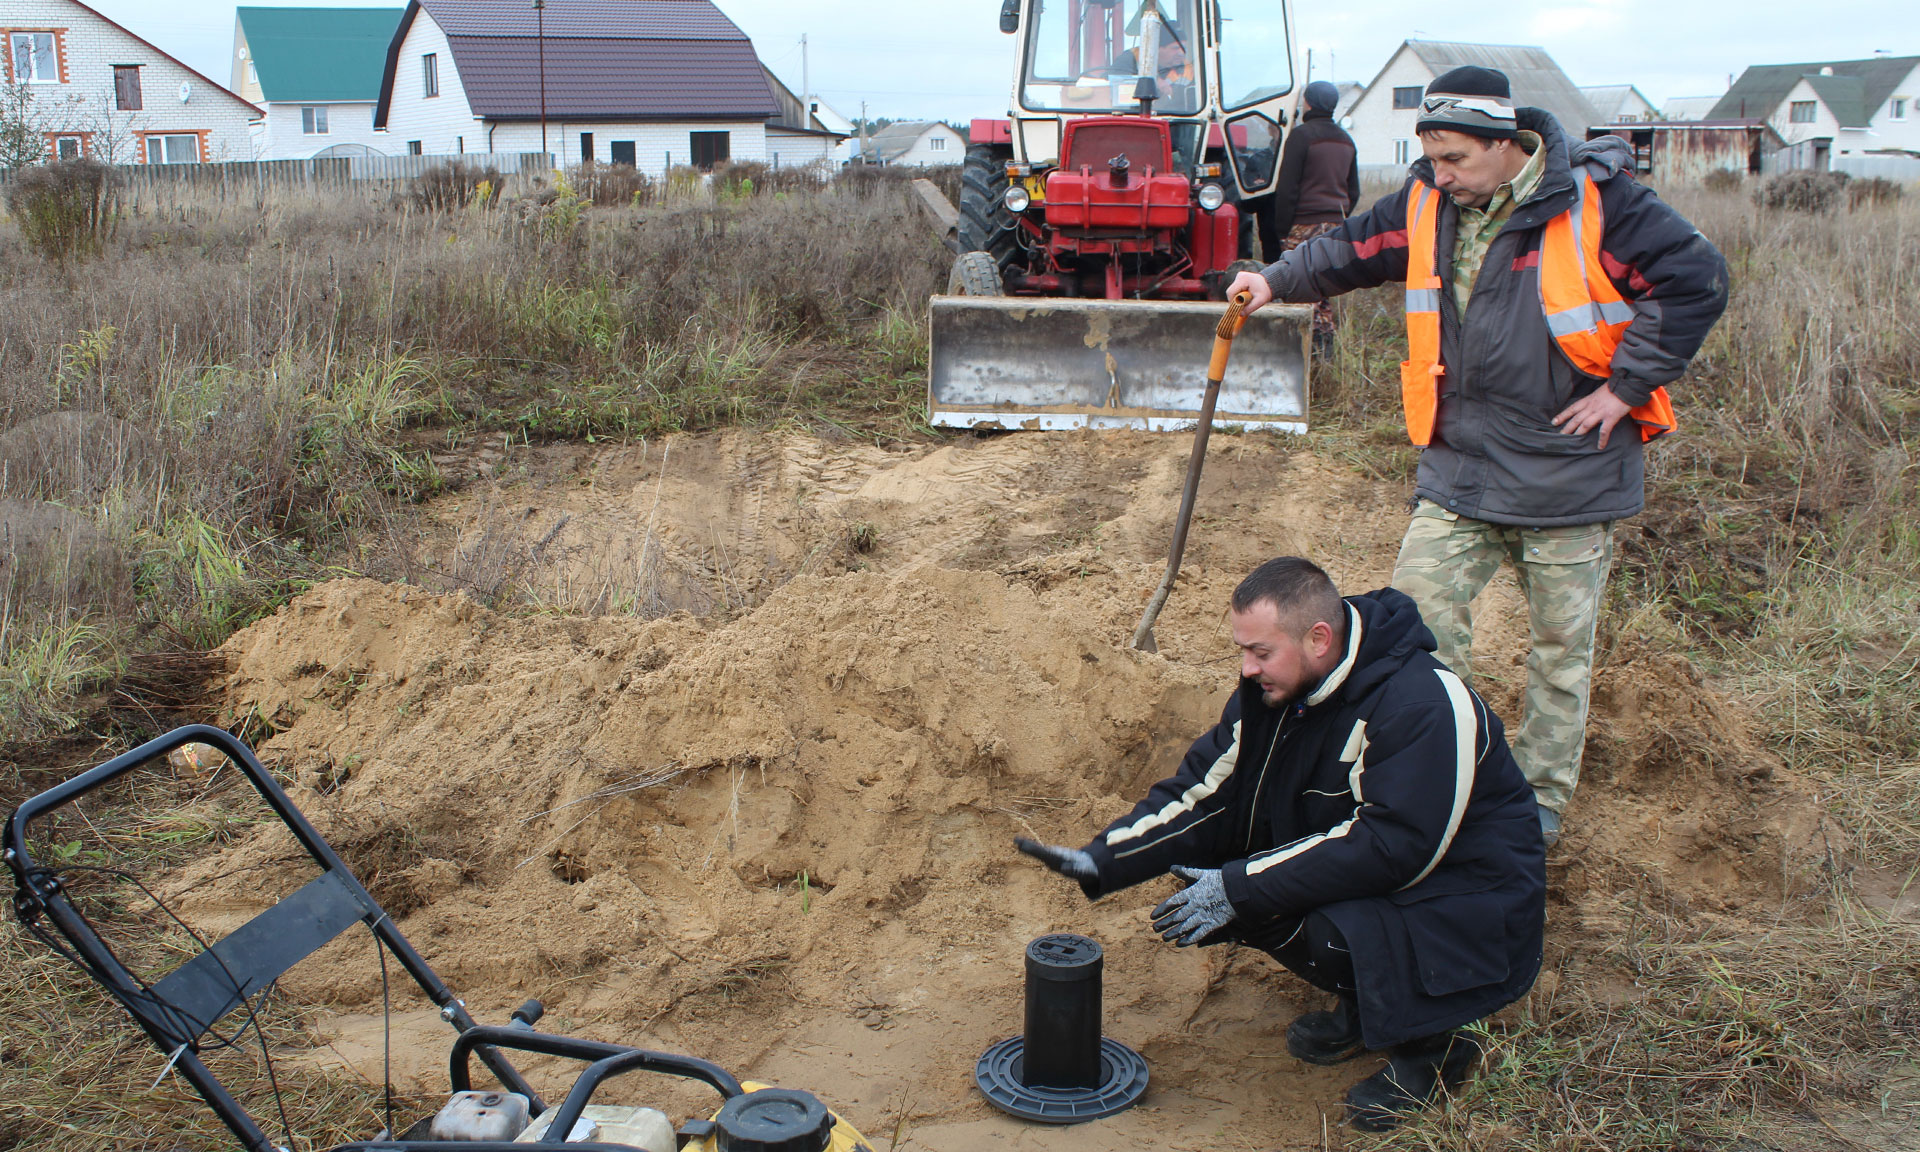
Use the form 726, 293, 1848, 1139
1391, 500, 1614, 814
1282, 221, 1340, 336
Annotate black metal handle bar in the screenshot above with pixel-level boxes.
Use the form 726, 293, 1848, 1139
450, 1025, 743, 1113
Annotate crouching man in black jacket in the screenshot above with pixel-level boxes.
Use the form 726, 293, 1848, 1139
1017, 556, 1545, 1131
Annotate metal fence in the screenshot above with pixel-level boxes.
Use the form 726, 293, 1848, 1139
0, 151, 555, 194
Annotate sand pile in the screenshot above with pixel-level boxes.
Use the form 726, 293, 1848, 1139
170, 430, 1836, 1148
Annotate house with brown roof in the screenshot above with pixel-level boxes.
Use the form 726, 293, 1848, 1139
4, 0, 260, 165
372, 0, 782, 173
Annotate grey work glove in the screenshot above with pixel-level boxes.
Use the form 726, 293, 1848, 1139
1015, 836, 1097, 881
1150, 865, 1235, 946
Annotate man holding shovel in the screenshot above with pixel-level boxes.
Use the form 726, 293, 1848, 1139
1019, 556, 1545, 1131
1228, 66, 1729, 845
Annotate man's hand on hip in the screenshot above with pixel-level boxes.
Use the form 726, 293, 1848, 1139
1552, 385, 1634, 450
1150, 866, 1235, 946
1227, 270, 1274, 314
1014, 837, 1097, 881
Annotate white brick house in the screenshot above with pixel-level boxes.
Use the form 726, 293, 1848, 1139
863, 121, 964, 167
373, 0, 781, 175
1346, 40, 1599, 172
3, 0, 259, 164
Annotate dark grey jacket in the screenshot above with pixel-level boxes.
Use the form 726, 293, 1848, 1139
1264, 110, 1729, 526
1078, 590, 1545, 1049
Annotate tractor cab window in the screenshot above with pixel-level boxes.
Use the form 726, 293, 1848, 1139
1223, 111, 1280, 193
1021, 0, 1202, 116
1213, 0, 1293, 111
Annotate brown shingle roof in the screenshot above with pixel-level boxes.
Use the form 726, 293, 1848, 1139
377, 0, 777, 126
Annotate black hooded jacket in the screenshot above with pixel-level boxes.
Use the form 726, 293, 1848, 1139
1079, 588, 1545, 1048
1270, 107, 1360, 236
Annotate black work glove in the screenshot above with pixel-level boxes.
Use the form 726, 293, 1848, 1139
1150, 866, 1235, 946
1014, 836, 1097, 881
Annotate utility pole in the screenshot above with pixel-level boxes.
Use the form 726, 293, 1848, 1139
534, 0, 548, 161
860, 99, 869, 164
801, 34, 809, 124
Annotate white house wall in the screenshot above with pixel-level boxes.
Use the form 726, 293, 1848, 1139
1862, 62, 1920, 154
765, 130, 836, 168
3, 0, 257, 162
1346, 45, 1431, 172
258, 100, 389, 159
379, 10, 771, 175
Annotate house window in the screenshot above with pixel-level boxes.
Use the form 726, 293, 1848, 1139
610, 140, 635, 166
456, 135, 464, 153
9, 32, 59, 83
1393, 85, 1422, 110
1394, 138, 1410, 165
407, 140, 422, 155
1892, 98, 1909, 121
422, 52, 438, 98
145, 134, 201, 164
929, 135, 947, 152
113, 65, 141, 110
689, 130, 730, 169
580, 131, 593, 162
51, 134, 83, 160
301, 106, 329, 134
1789, 100, 1816, 123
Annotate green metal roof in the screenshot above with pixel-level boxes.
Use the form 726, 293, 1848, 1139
238, 7, 405, 104
1709, 57, 1920, 129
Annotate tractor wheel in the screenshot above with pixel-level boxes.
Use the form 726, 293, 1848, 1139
948, 250, 1004, 296
1210, 259, 1266, 301
957, 145, 1020, 272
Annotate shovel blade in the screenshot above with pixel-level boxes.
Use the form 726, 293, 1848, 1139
928, 296, 1312, 432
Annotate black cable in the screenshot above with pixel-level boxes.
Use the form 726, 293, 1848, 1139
20, 862, 295, 1148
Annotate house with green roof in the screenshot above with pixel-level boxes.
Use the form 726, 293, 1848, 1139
1709, 56, 1919, 169
231, 7, 404, 159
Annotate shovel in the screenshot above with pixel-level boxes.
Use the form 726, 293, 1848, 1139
1129, 291, 1251, 653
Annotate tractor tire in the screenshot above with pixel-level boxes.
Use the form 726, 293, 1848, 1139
956, 144, 1020, 272
1209, 258, 1266, 301
948, 250, 1005, 296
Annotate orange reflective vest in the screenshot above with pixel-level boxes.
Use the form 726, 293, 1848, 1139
1400, 172, 1675, 447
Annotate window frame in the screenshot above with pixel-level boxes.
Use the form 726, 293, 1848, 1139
48, 132, 85, 160
143, 132, 205, 165
9, 30, 64, 84
1891, 97, 1908, 121
689, 130, 731, 170
1394, 138, 1410, 165
422, 52, 439, 98
301, 105, 329, 135
1788, 100, 1816, 124
1392, 85, 1422, 110
928, 134, 947, 152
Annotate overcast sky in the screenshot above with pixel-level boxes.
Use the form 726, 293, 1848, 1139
94, 0, 1908, 123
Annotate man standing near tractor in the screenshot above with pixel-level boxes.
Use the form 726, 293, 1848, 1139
1259, 79, 1360, 356
1018, 556, 1545, 1131
1230, 67, 1729, 846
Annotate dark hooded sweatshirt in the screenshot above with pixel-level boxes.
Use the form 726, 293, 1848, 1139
1079, 589, 1545, 1049
1269, 107, 1360, 236
1263, 108, 1729, 527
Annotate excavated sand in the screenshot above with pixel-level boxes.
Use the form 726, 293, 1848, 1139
177, 429, 1831, 1148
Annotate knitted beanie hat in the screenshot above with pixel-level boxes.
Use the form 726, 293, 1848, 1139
1304, 80, 1340, 113
1416, 65, 1517, 139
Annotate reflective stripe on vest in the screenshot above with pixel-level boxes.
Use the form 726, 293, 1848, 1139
1401, 171, 1676, 446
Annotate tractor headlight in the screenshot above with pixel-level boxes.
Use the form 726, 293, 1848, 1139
1003, 184, 1031, 213
1196, 182, 1226, 212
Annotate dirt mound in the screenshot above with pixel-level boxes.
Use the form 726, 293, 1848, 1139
178, 429, 1835, 1148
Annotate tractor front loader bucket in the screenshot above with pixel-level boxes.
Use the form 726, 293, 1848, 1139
928, 296, 1314, 432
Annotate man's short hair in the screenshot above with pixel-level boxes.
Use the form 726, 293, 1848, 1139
1231, 557, 1345, 636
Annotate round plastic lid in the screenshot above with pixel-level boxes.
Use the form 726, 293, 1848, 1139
714, 1088, 834, 1152
974, 1036, 1149, 1124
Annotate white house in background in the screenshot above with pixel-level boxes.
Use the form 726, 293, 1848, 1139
373, 0, 781, 174
1660, 95, 1723, 121
1711, 56, 1920, 163
2, 0, 259, 164
761, 66, 848, 169
232, 7, 402, 159
1581, 84, 1658, 124
1346, 40, 1599, 171
864, 121, 964, 166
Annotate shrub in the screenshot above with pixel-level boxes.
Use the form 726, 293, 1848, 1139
1702, 168, 1744, 194
1848, 176, 1904, 208
409, 161, 501, 212
2, 157, 116, 263
573, 161, 654, 207
1755, 169, 1849, 213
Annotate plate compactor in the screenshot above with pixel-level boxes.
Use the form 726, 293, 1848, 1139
4, 724, 877, 1152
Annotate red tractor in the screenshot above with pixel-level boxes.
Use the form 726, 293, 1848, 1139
928, 0, 1313, 431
